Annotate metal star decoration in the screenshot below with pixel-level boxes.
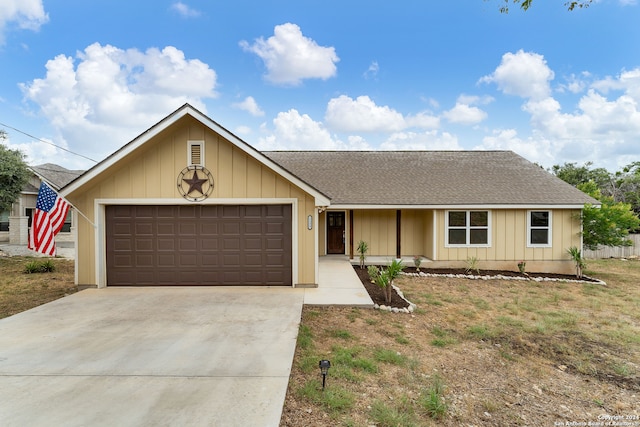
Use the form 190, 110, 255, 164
182, 169, 209, 195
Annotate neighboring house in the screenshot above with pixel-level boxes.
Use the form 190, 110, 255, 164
61, 104, 598, 288
1, 164, 83, 245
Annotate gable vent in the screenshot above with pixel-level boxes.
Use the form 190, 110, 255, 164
188, 141, 204, 166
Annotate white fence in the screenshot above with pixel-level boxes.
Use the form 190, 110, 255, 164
583, 234, 640, 259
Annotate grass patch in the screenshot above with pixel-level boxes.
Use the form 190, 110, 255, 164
298, 324, 313, 349
369, 399, 416, 427
297, 380, 355, 415
419, 374, 448, 419
0, 257, 77, 319
373, 347, 408, 366
329, 329, 354, 340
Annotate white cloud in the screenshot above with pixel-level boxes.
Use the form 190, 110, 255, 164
20, 43, 218, 166
478, 129, 555, 166
364, 61, 379, 79
405, 112, 440, 129
234, 125, 252, 136
442, 102, 487, 125
481, 51, 640, 170
0, 0, 48, 44
256, 109, 345, 150
557, 72, 591, 94
380, 131, 461, 151
324, 94, 440, 133
240, 23, 339, 86
325, 95, 405, 132
170, 2, 201, 18
480, 50, 554, 100
232, 96, 265, 116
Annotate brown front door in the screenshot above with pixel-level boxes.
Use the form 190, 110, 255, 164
327, 211, 345, 254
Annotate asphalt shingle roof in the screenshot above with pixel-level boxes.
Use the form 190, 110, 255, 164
264, 151, 598, 206
30, 163, 85, 190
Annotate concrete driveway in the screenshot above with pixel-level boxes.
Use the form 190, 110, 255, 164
0, 287, 304, 427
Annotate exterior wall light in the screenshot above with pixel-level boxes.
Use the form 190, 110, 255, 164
307, 215, 313, 230
319, 359, 331, 390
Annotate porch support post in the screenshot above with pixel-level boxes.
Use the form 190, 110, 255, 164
349, 209, 354, 259
396, 209, 401, 259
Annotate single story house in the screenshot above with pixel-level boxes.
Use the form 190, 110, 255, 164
1, 164, 82, 245
61, 103, 598, 288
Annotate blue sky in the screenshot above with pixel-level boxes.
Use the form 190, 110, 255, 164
1, 0, 639, 172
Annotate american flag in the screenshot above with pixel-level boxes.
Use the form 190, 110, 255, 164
28, 182, 71, 256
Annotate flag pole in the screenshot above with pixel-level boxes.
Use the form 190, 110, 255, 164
29, 170, 98, 229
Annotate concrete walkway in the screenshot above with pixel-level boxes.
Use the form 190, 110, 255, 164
303, 256, 374, 307
0, 287, 305, 427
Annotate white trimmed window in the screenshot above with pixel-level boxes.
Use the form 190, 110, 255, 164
188, 140, 204, 166
445, 211, 491, 247
528, 210, 552, 247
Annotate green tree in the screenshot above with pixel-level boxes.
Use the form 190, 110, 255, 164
578, 181, 640, 250
494, 0, 592, 13
0, 131, 31, 213
552, 161, 640, 218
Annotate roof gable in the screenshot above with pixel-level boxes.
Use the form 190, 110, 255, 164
265, 151, 599, 207
62, 104, 330, 205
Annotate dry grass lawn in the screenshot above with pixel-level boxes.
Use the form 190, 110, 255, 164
0, 256, 77, 319
280, 259, 640, 426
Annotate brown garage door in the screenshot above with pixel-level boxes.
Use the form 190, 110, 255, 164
106, 205, 292, 286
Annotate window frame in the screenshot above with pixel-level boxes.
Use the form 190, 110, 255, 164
445, 210, 492, 248
527, 210, 552, 248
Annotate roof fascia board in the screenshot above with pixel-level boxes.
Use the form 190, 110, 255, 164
61, 105, 331, 206
329, 204, 593, 210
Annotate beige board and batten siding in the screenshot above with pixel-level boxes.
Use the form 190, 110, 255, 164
434, 209, 581, 273
352, 210, 397, 257
68, 116, 317, 287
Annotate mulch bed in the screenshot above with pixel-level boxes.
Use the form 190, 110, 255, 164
353, 266, 411, 309
353, 265, 599, 309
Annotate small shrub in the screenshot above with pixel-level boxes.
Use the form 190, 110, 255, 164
357, 240, 369, 269
23, 261, 41, 274
40, 259, 56, 272
567, 246, 586, 278
517, 260, 526, 274
413, 255, 422, 271
367, 265, 380, 283
23, 259, 56, 274
465, 256, 480, 275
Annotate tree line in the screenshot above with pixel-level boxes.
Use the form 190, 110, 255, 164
551, 162, 640, 250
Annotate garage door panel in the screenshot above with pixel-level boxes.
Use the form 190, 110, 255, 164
179, 239, 197, 251
266, 238, 285, 250
106, 205, 292, 286
135, 254, 154, 267
200, 222, 218, 235
158, 254, 175, 266
222, 238, 240, 250
201, 239, 219, 250
157, 239, 175, 250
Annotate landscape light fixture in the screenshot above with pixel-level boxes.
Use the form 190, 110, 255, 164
319, 359, 331, 390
